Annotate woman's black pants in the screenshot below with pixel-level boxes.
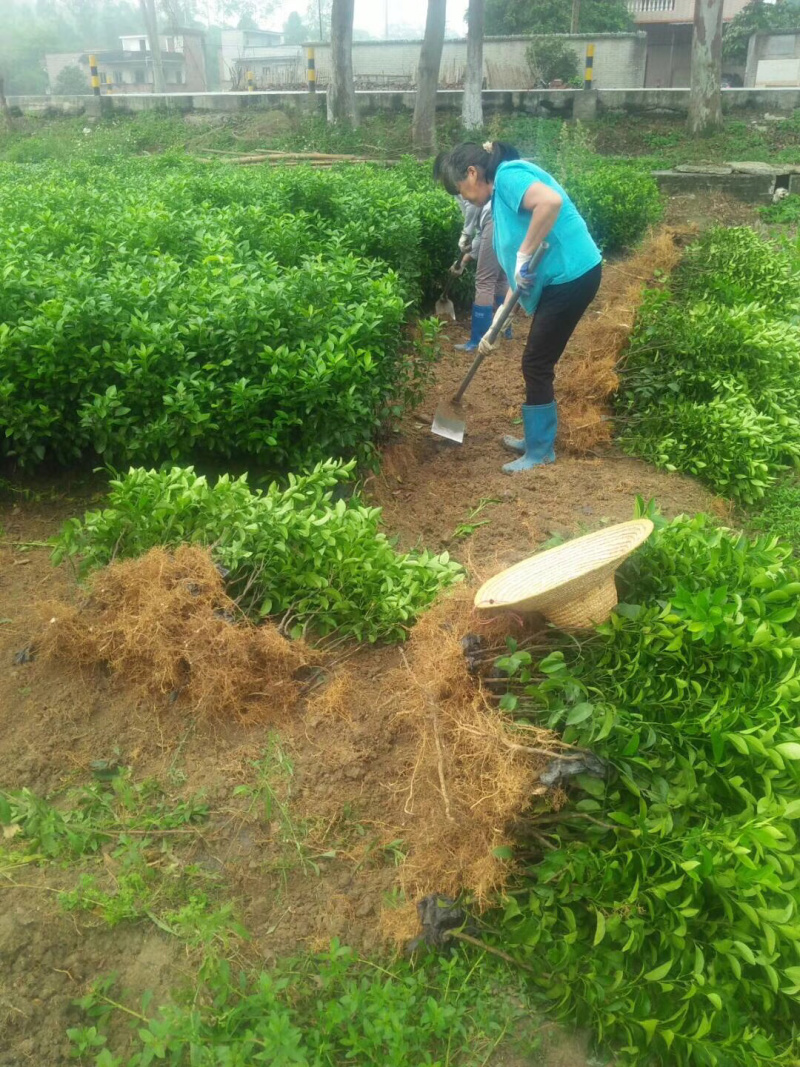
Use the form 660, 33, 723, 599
521, 262, 602, 406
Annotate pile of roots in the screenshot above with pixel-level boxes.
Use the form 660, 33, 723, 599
42, 546, 312, 722
557, 227, 686, 453
304, 588, 571, 940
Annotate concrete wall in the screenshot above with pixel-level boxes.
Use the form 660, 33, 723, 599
745, 32, 800, 88
14, 85, 800, 120
44, 52, 88, 90
302, 34, 647, 91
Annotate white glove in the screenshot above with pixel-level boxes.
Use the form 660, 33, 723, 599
458, 231, 473, 253
515, 251, 536, 290
491, 302, 509, 331
449, 254, 471, 276
477, 334, 496, 358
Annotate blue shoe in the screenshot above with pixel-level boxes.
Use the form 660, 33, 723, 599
455, 303, 493, 352
494, 297, 512, 340
502, 433, 524, 454
502, 403, 557, 473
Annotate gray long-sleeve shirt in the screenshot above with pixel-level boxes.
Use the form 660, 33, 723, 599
457, 195, 492, 259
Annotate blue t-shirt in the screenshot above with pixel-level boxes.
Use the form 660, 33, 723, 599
491, 160, 602, 315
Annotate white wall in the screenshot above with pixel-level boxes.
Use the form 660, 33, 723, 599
244, 34, 647, 91
44, 52, 88, 90
746, 32, 800, 88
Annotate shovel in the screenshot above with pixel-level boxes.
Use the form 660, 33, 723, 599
434, 251, 467, 321
431, 244, 548, 444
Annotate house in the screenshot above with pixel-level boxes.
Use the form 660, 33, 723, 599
45, 30, 207, 94
628, 0, 751, 87
745, 30, 800, 86
219, 29, 285, 88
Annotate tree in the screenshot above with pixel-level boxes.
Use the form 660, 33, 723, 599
413, 0, 446, 157
53, 64, 90, 93
283, 11, 309, 42
723, 0, 800, 63
327, 0, 357, 124
462, 0, 484, 129
485, 0, 633, 36
688, 0, 724, 135
305, 0, 332, 39
139, 0, 165, 91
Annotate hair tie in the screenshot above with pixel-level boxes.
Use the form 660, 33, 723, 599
482, 140, 493, 152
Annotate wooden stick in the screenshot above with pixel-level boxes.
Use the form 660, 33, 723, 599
445, 930, 541, 975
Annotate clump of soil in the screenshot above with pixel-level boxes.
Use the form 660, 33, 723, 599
41, 545, 312, 723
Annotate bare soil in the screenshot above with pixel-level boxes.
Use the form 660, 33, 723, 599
0, 225, 731, 1065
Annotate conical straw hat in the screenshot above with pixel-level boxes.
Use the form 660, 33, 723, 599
474, 518, 654, 629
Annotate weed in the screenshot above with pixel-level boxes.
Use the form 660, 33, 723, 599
451, 497, 500, 541
759, 193, 800, 226
70, 941, 542, 1067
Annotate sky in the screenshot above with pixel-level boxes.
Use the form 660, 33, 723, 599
277, 0, 471, 39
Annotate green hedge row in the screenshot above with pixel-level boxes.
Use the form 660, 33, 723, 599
617, 227, 800, 502
0, 159, 460, 468
497, 506, 800, 1065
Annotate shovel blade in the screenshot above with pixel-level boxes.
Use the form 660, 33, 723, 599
431, 401, 465, 444
435, 296, 456, 321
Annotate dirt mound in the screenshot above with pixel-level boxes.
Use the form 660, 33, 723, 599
41, 546, 312, 723
556, 227, 687, 453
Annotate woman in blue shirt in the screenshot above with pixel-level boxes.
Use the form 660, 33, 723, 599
442, 141, 602, 473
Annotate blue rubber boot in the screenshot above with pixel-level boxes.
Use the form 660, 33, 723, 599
455, 303, 493, 352
494, 296, 512, 340
502, 403, 557, 474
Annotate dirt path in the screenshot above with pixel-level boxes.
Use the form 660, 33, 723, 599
0, 228, 723, 1066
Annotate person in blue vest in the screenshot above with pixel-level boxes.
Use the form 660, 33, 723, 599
442, 140, 602, 474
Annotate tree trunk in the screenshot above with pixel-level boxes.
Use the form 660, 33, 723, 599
327, 0, 358, 124
571, 0, 581, 34
687, 0, 724, 135
462, 0, 484, 130
413, 0, 447, 157
0, 77, 13, 133
139, 0, 165, 94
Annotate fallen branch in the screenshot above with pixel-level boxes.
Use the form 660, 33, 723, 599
445, 929, 542, 976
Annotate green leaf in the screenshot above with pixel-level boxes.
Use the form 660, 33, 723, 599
593, 910, 606, 946
644, 959, 673, 982
566, 702, 593, 725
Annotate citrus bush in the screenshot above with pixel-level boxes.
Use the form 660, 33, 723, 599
495, 505, 800, 1065
53, 460, 462, 643
617, 227, 800, 502
0, 158, 460, 469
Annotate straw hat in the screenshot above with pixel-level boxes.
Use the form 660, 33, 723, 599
474, 519, 654, 629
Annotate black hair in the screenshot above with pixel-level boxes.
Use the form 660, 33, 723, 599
445, 141, 520, 185
432, 149, 458, 196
